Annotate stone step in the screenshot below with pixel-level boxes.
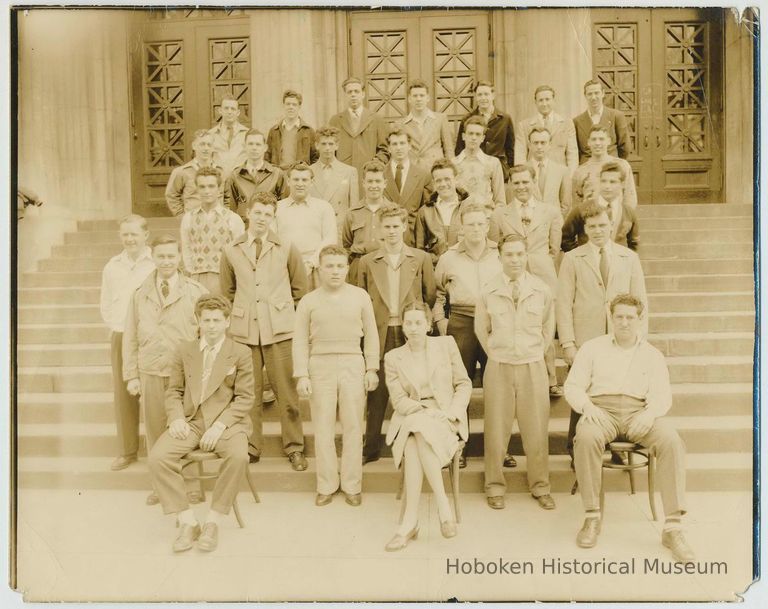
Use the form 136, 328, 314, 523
641, 258, 753, 275
19, 287, 100, 306
640, 228, 751, 244
636, 203, 752, 218
648, 332, 754, 357
64, 229, 180, 245
645, 274, 754, 292
18, 344, 111, 366
647, 291, 754, 313
649, 311, 754, 333
640, 216, 753, 230
638, 242, 752, 260
662, 355, 753, 383
18, 304, 102, 324
38, 258, 105, 272
18, 323, 110, 345
22, 271, 103, 288
78, 217, 180, 232
16, 452, 753, 492
50, 243, 123, 259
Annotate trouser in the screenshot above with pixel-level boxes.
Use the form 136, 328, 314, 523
483, 359, 551, 498
139, 372, 169, 451
148, 414, 248, 515
308, 354, 366, 494
110, 332, 140, 457
247, 340, 304, 457
447, 312, 487, 382
574, 395, 687, 516
363, 326, 405, 459
545, 341, 557, 386
191, 271, 220, 295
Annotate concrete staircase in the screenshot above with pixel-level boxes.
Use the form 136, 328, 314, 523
17, 204, 755, 493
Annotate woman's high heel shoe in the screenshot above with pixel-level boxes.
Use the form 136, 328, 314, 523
440, 519, 458, 538
385, 526, 419, 552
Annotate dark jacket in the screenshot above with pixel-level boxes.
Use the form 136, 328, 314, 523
415, 188, 470, 263
455, 108, 515, 180
265, 120, 319, 169
561, 201, 639, 253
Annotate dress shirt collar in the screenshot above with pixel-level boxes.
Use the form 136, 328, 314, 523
587, 239, 612, 257
609, 332, 643, 349
119, 246, 153, 266
156, 271, 179, 292
281, 117, 301, 131
286, 196, 310, 207
245, 159, 267, 173
456, 238, 497, 259
403, 109, 435, 124
533, 157, 549, 168
246, 231, 268, 248
193, 203, 227, 217
391, 158, 410, 172
436, 196, 460, 210
199, 335, 226, 356
513, 197, 536, 212
538, 112, 553, 126
598, 194, 622, 208
589, 106, 605, 122
348, 107, 362, 120
456, 147, 485, 162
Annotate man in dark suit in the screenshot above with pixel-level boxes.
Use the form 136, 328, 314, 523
356, 205, 436, 463
573, 80, 630, 164
148, 295, 254, 553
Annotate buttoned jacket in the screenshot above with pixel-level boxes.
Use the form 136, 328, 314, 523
532, 159, 572, 216
328, 107, 390, 175
383, 162, 432, 244
515, 112, 579, 169
399, 110, 454, 171
223, 161, 288, 221
455, 107, 515, 179
573, 107, 630, 164
309, 158, 360, 233
265, 120, 319, 168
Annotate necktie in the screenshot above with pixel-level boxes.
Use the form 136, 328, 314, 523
395, 163, 403, 192
160, 279, 169, 299
253, 238, 263, 263
538, 162, 545, 191
511, 281, 520, 307
520, 203, 531, 232
201, 345, 216, 398
599, 246, 609, 287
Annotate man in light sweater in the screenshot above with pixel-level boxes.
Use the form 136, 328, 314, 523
293, 245, 380, 507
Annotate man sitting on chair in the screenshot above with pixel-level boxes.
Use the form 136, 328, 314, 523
148, 295, 255, 554
564, 293, 693, 563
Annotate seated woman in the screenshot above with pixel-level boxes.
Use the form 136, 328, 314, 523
383, 302, 472, 551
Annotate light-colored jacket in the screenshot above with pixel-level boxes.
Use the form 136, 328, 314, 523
515, 112, 579, 169
533, 159, 572, 216
309, 158, 360, 234
122, 271, 208, 379
400, 110, 454, 171
384, 336, 471, 445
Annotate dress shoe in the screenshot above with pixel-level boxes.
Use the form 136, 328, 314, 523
458, 453, 467, 469
262, 389, 276, 405
288, 451, 308, 471
611, 451, 629, 466
146, 491, 160, 506
111, 455, 137, 471
362, 453, 380, 465
503, 454, 517, 468
187, 490, 204, 504
249, 453, 261, 464
534, 494, 556, 510
440, 520, 458, 538
344, 492, 362, 507
315, 493, 333, 507
549, 384, 564, 397
384, 526, 419, 552
486, 495, 505, 510
662, 529, 696, 563
576, 517, 601, 548
172, 523, 201, 553
197, 522, 219, 552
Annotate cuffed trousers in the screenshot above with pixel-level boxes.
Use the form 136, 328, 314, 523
483, 358, 551, 498
574, 395, 687, 516
139, 373, 170, 451
309, 354, 366, 494
110, 332, 140, 457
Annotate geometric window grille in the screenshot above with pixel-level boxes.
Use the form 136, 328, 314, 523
363, 31, 408, 122
665, 22, 709, 154
148, 8, 247, 20
209, 38, 251, 125
432, 29, 477, 133
143, 41, 186, 169
593, 23, 639, 156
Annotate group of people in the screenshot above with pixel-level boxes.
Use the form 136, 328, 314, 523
99, 76, 693, 562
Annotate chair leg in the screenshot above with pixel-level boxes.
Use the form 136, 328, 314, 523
197, 461, 206, 500
451, 454, 461, 524
648, 452, 658, 521
232, 496, 245, 528
627, 451, 636, 494
245, 466, 261, 503
599, 465, 605, 516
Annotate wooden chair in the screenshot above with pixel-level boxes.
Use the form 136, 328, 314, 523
598, 441, 658, 520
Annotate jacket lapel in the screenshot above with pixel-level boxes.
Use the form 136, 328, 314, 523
369, 252, 391, 304
528, 202, 546, 232
237, 239, 257, 269
577, 247, 603, 286
400, 167, 421, 203
398, 249, 419, 307
426, 338, 441, 386
503, 205, 525, 235
358, 109, 374, 135
394, 347, 421, 399
383, 166, 401, 203
200, 339, 235, 404
185, 344, 204, 407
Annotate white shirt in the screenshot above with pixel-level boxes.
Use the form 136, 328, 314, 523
435, 197, 459, 227
589, 106, 604, 125
199, 335, 226, 399
99, 247, 155, 332
390, 158, 411, 191
586, 239, 612, 274
281, 117, 300, 131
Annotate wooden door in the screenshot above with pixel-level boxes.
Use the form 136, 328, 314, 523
350, 10, 490, 134
592, 8, 723, 203
129, 14, 251, 216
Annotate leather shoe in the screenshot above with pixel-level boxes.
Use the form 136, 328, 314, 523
486, 495, 505, 510
288, 451, 308, 471
187, 490, 204, 504
146, 491, 160, 506
197, 522, 218, 552
611, 451, 629, 466
534, 494, 556, 510
458, 453, 467, 469
315, 493, 333, 506
172, 523, 201, 553
549, 384, 564, 397
384, 526, 418, 551
362, 453, 380, 465
344, 493, 362, 507
440, 520, 458, 538
111, 455, 137, 471
249, 453, 261, 464
576, 517, 601, 548
262, 389, 276, 405
503, 454, 517, 468
662, 529, 696, 563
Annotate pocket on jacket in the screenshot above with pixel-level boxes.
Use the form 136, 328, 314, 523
269, 299, 295, 336
229, 305, 248, 338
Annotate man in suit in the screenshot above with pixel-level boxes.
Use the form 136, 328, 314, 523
166, 130, 224, 216
527, 126, 572, 217
573, 79, 630, 164
148, 295, 254, 553
328, 77, 390, 177
357, 205, 436, 463
208, 94, 249, 179
455, 80, 515, 182
454, 116, 506, 208
219, 192, 309, 471
557, 203, 648, 463
399, 79, 454, 171
310, 126, 360, 238
383, 126, 432, 244
515, 85, 578, 170
266, 90, 319, 170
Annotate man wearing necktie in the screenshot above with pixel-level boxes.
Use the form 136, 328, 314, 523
207, 95, 249, 180
525, 126, 572, 217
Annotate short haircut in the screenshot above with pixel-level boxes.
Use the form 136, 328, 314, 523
220, 94, 238, 105
599, 161, 626, 181
152, 234, 180, 251
387, 125, 413, 144
408, 79, 430, 94
508, 164, 536, 180
610, 293, 645, 317
400, 301, 433, 326
459, 202, 488, 222
342, 76, 364, 91
534, 84, 556, 99
247, 191, 278, 212
377, 205, 408, 224
499, 233, 527, 251
583, 79, 603, 93
195, 294, 233, 318
119, 213, 147, 231
316, 125, 340, 141
588, 124, 611, 137
362, 159, 386, 177
581, 202, 611, 222
287, 161, 314, 178
192, 129, 211, 144
528, 126, 552, 141
430, 158, 457, 177
473, 80, 494, 93
282, 89, 303, 105
464, 115, 488, 132
318, 244, 349, 264
245, 128, 266, 142
195, 166, 222, 186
